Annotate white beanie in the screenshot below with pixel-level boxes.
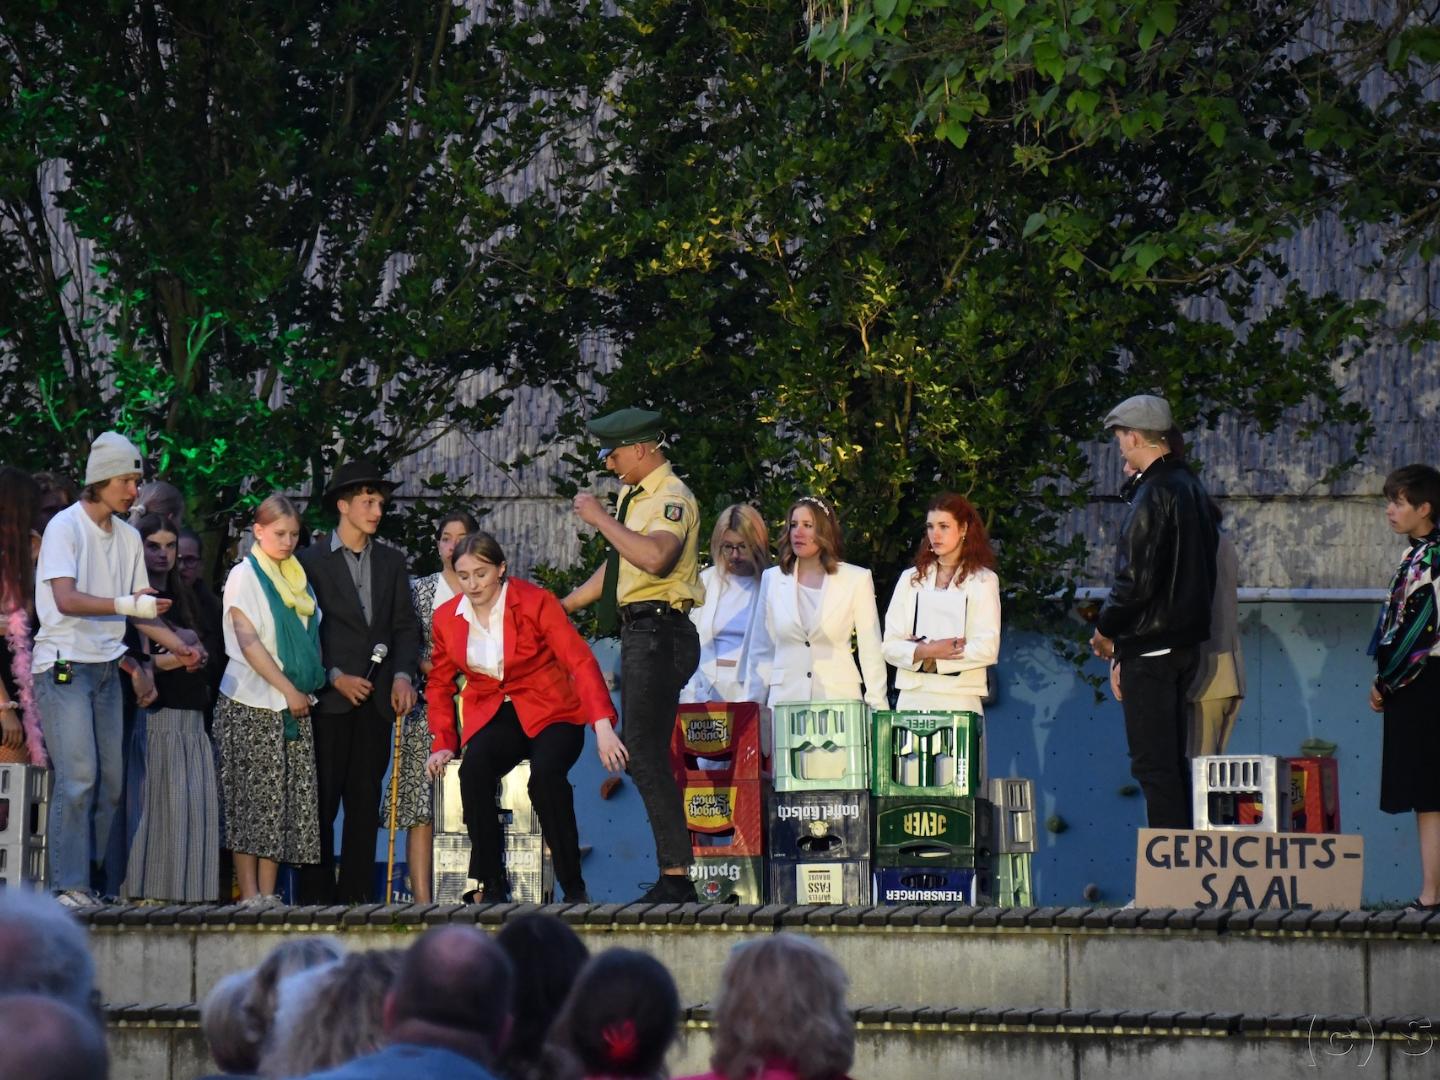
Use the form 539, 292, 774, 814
84, 431, 145, 486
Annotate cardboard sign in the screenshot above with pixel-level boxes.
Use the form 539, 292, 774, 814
1135, 829, 1363, 910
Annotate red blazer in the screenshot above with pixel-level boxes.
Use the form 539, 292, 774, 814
426, 578, 615, 754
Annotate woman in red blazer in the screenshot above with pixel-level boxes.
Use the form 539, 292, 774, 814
425, 532, 626, 903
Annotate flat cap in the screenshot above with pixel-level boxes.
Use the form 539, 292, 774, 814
587, 407, 665, 456
1103, 394, 1173, 433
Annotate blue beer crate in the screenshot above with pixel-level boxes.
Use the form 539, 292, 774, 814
767, 857, 872, 906
872, 795, 993, 868
873, 865, 983, 906
766, 789, 872, 862
871, 710, 981, 798
772, 700, 869, 792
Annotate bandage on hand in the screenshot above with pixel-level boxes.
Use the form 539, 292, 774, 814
114, 593, 159, 619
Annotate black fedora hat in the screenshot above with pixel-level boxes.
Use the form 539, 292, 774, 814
321, 459, 397, 513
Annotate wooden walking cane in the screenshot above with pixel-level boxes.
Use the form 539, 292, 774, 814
385, 710, 404, 904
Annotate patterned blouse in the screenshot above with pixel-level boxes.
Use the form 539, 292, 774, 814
1376, 528, 1440, 696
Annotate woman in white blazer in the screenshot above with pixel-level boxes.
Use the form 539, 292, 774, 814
882, 492, 1001, 714
742, 496, 889, 711
681, 504, 771, 703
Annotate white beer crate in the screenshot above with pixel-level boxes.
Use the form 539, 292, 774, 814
1192, 755, 1291, 833
987, 776, 1036, 854
0, 764, 49, 848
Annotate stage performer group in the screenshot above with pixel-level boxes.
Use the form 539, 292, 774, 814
6, 393, 1437, 911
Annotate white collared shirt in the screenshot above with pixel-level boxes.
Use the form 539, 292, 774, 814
460, 582, 507, 679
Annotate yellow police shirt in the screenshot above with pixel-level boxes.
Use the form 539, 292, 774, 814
616, 461, 704, 607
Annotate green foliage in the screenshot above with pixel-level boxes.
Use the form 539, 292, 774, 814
517, 0, 1385, 634
0, 2, 596, 564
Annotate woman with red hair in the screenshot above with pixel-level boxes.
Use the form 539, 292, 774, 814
881, 493, 1001, 716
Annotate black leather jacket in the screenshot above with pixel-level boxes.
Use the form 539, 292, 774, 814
1097, 457, 1219, 659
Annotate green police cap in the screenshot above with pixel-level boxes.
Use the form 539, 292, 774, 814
588, 407, 665, 457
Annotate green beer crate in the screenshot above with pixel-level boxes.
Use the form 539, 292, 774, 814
689, 855, 764, 904
872, 795, 993, 868
871, 710, 981, 798
992, 850, 1034, 907
772, 700, 870, 792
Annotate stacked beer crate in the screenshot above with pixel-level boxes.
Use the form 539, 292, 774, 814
432, 760, 553, 903
0, 764, 49, 889
870, 710, 990, 906
671, 702, 767, 903
988, 777, 1037, 906
1193, 754, 1341, 834
767, 700, 874, 905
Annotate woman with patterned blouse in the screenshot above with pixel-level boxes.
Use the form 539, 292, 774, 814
1370, 465, 1440, 912
388, 509, 479, 904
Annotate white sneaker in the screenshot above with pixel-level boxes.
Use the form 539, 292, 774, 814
54, 889, 102, 910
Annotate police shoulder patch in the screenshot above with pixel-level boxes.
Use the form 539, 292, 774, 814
664, 503, 683, 522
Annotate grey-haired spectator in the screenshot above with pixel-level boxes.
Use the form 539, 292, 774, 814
34, 431, 206, 906
0, 994, 108, 1080
134, 479, 187, 526
232, 937, 345, 1073
299, 926, 513, 1080
679, 934, 855, 1080
261, 950, 400, 1078
0, 890, 99, 1020
198, 969, 257, 1078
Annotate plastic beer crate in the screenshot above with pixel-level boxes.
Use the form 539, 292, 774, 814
684, 778, 763, 857
434, 758, 540, 836
1192, 755, 1291, 833
0, 838, 46, 890
873, 865, 983, 906
0, 764, 49, 848
871, 710, 981, 798
987, 776, 1036, 854
432, 829, 553, 904
992, 851, 1034, 907
766, 789, 872, 862
767, 857, 871, 905
670, 702, 766, 783
872, 796, 993, 868
772, 700, 869, 792
1287, 757, 1341, 834
689, 855, 764, 904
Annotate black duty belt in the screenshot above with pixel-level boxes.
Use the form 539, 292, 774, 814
619, 600, 694, 624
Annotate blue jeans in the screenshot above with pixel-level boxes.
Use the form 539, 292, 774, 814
36, 661, 124, 891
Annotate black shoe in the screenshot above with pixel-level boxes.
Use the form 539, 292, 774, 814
562, 882, 591, 904
639, 876, 697, 904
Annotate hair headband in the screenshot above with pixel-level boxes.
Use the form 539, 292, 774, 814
795, 495, 834, 519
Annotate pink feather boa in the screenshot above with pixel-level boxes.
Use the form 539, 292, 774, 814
4, 607, 47, 766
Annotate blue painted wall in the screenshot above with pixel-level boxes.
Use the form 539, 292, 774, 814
988, 601, 1413, 907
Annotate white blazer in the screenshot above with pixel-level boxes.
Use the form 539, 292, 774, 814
741, 562, 889, 711
882, 565, 1001, 710
679, 565, 762, 703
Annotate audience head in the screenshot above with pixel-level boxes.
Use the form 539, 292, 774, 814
235, 936, 345, 1072
136, 513, 196, 628
708, 934, 853, 1080
136, 479, 186, 525
200, 969, 256, 1075
385, 926, 514, 1066
261, 949, 400, 1078
33, 471, 78, 534
710, 503, 770, 580
177, 527, 205, 589
495, 914, 590, 1078
437, 510, 481, 570
913, 492, 997, 583
778, 495, 843, 575
251, 494, 304, 564
0, 994, 108, 1080
0, 466, 41, 611
0, 890, 98, 1020
545, 948, 679, 1080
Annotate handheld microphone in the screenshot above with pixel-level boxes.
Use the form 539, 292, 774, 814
364, 643, 389, 681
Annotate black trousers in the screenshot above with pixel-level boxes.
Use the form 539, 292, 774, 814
299, 701, 392, 904
1118, 646, 1200, 829
620, 610, 700, 870
459, 702, 586, 896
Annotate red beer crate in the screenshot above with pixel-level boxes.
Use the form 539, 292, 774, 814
1287, 757, 1341, 834
683, 778, 764, 858
670, 702, 766, 784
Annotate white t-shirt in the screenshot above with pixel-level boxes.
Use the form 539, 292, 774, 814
219, 558, 319, 712
34, 502, 148, 672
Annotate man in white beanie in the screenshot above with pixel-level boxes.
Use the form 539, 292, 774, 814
33, 431, 206, 907
1090, 396, 1218, 830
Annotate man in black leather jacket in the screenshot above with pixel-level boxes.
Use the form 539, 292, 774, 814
1091, 395, 1218, 828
